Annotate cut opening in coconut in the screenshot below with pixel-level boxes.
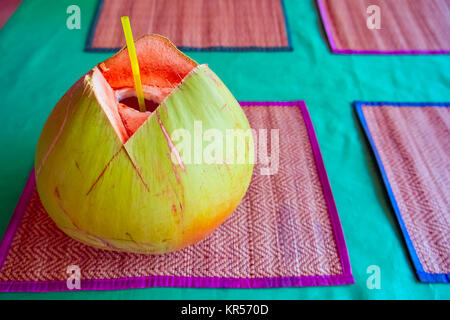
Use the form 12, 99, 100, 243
91, 34, 198, 143
114, 86, 167, 113
118, 96, 159, 113
115, 88, 161, 138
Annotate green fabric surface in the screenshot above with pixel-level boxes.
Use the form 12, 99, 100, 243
0, 0, 449, 299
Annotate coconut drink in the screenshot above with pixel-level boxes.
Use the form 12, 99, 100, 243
34, 34, 254, 254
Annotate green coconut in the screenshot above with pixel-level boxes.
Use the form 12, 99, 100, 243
35, 35, 254, 254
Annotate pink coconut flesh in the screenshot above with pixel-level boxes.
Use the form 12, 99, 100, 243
93, 34, 198, 143
117, 102, 153, 137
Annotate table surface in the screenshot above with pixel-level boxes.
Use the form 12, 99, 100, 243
0, 0, 449, 299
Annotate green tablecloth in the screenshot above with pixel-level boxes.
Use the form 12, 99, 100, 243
0, 0, 448, 299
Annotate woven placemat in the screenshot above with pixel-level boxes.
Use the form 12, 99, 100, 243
0, 0, 22, 29
86, 0, 292, 52
317, 0, 450, 54
356, 101, 450, 283
0, 101, 353, 292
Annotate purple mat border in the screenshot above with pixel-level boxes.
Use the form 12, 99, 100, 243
0, 101, 353, 292
316, 0, 450, 55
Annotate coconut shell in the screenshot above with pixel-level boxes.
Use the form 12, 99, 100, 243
35, 35, 254, 254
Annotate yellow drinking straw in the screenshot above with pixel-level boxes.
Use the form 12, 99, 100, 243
121, 16, 146, 112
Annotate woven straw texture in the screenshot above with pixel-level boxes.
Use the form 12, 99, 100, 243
0, 103, 352, 291
318, 0, 450, 54
361, 104, 449, 276
87, 0, 290, 51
